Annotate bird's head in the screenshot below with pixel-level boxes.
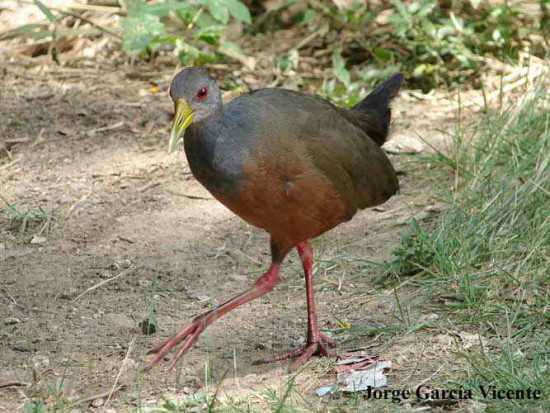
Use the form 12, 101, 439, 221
168, 67, 222, 153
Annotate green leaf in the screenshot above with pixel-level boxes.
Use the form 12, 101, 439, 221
196, 25, 224, 45
301, 9, 317, 24
176, 41, 216, 65
225, 0, 252, 24
121, 13, 165, 54
141, 2, 193, 16
373, 47, 392, 62
332, 50, 351, 88
206, 0, 230, 24
219, 40, 245, 59
24, 401, 46, 413
0, 23, 44, 41
33, 0, 58, 24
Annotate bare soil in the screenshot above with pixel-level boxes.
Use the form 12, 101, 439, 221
0, 59, 462, 411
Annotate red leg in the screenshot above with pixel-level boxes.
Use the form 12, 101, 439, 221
145, 262, 281, 371
254, 241, 335, 370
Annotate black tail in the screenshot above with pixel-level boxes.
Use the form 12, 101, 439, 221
350, 73, 404, 146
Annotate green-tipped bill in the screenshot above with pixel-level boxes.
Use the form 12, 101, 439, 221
169, 99, 194, 153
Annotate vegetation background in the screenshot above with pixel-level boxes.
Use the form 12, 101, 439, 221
0, 0, 548, 412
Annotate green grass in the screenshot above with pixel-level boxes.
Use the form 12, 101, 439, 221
378, 81, 549, 411
0, 198, 55, 234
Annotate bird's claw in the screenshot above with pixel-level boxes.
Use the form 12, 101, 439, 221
144, 317, 207, 371
253, 333, 336, 371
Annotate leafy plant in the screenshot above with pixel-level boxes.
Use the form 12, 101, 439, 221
120, 0, 251, 64
0, 199, 55, 233
293, 0, 547, 91
24, 401, 46, 413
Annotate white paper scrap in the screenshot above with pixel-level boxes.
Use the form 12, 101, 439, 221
338, 360, 392, 392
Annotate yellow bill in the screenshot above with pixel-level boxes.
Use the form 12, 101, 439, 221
169, 99, 194, 153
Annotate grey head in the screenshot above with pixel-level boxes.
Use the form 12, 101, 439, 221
169, 67, 222, 122
168, 67, 223, 152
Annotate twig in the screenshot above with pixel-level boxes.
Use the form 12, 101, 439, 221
15, 0, 121, 39
138, 180, 162, 192
73, 265, 138, 301
118, 0, 128, 12
294, 27, 327, 50
0, 156, 24, 171
23, 92, 54, 100
87, 121, 125, 134
105, 337, 136, 408
117, 235, 135, 244
0, 381, 28, 388
63, 2, 121, 13
65, 385, 124, 409
226, 248, 263, 266
58, 9, 121, 39
165, 189, 211, 200
1, 287, 26, 310
65, 192, 92, 219
413, 365, 444, 389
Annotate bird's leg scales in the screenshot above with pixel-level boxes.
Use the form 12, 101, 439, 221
253, 241, 336, 370
144, 263, 281, 371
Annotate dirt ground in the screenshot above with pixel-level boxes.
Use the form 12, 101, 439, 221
0, 58, 466, 411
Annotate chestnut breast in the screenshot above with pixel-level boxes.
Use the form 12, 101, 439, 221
183, 88, 398, 245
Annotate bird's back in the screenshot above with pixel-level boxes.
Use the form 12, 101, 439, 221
224, 84, 400, 210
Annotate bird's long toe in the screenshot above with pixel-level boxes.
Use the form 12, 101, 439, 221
252, 336, 335, 370
144, 320, 205, 371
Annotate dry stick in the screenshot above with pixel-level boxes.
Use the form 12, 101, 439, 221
66, 386, 124, 409
63, 2, 121, 13
105, 337, 136, 409
0, 381, 28, 389
73, 265, 138, 301
88, 121, 125, 134
16, 0, 121, 39
165, 189, 211, 200
0, 156, 23, 171
56, 9, 122, 39
65, 192, 92, 220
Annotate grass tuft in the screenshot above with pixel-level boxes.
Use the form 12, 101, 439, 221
0, 197, 56, 234
381, 80, 549, 410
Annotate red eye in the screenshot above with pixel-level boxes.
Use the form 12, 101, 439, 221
197, 86, 208, 99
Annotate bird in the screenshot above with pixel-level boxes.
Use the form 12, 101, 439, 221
145, 67, 403, 371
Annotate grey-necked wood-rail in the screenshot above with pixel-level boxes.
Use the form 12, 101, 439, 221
145, 67, 403, 371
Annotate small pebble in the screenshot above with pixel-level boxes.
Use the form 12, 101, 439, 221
12, 341, 36, 352
55, 377, 75, 393
113, 259, 132, 270
396, 211, 432, 225
228, 274, 247, 282
383, 134, 425, 154
425, 202, 447, 213
3, 317, 20, 325
31, 354, 50, 370
420, 313, 440, 322
99, 270, 113, 279
59, 288, 78, 300
91, 398, 104, 408
185, 290, 209, 301
30, 236, 47, 244
139, 317, 157, 335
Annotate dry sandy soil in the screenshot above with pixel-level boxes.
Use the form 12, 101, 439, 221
0, 58, 463, 411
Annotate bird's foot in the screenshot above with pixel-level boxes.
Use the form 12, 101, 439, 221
253, 333, 336, 371
144, 316, 207, 371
